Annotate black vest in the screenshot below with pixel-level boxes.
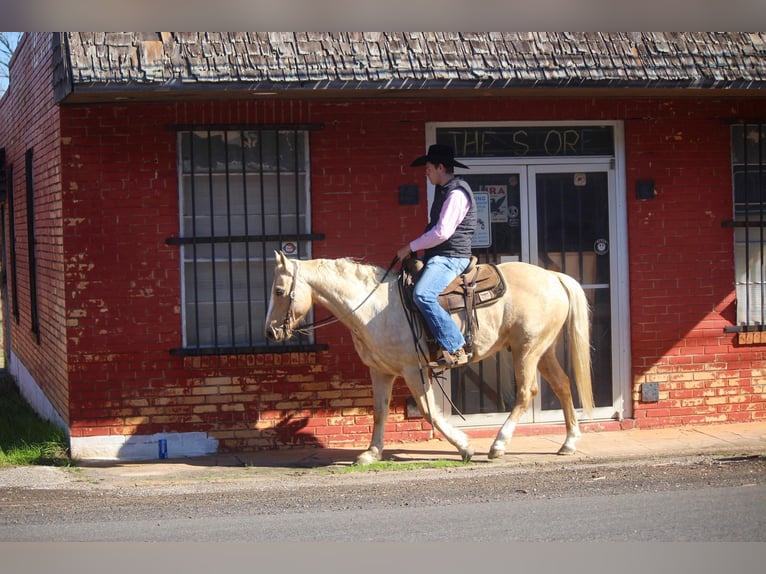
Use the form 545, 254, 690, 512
424, 177, 477, 260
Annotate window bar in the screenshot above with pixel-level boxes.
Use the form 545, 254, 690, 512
275, 132, 288, 341
275, 131, 283, 243
275, 131, 298, 344
207, 131, 219, 350
240, 130, 254, 347
258, 130, 271, 347
564, 182, 573, 376
223, 131, 236, 347
299, 153, 311, 346
558, 181, 567, 275
455, 371, 465, 414
578, 182, 585, 283
743, 125, 752, 325
494, 351, 503, 411
759, 124, 765, 327
539, 184, 550, 265
292, 130, 302, 259
189, 133, 202, 350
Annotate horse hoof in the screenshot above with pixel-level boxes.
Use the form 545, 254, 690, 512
355, 447, 381, 466
460, 445, 474, 463
488, 448, 505, 460
557, 444, 576, 455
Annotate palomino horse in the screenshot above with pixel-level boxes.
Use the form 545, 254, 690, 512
265, 251, 594, 465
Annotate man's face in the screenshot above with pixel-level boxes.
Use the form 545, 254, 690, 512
425, 161, 445, 186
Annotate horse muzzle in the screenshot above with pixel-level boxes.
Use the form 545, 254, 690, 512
265, 321, 292, 342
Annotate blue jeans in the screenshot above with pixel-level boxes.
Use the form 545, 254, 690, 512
413, 255, 470, 354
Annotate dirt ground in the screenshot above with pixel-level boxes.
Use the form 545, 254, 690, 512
1, 453, 764, 526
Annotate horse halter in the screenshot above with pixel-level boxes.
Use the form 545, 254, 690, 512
278, 261, 300, 339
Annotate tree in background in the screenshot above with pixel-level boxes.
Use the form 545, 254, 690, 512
1, 32, 23, 95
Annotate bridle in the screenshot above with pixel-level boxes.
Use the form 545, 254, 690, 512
277, 256, 399, 336
277, 259, 300, 339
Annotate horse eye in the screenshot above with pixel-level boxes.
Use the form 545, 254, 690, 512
275, 288, 285, 297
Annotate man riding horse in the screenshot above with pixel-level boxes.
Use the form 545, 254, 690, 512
396, 144, 477, 369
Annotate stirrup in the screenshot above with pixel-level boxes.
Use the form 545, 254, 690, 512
427, 348, 472, 370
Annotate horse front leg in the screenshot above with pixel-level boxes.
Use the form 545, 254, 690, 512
355, 369, 395, 466
404, 369, 474, 463
489, 352, 539, 460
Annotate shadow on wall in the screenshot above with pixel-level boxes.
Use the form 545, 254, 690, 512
270, 413, 321, 448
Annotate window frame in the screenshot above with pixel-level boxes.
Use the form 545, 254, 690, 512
725, 122, 766, 333
167, 124, 326, 356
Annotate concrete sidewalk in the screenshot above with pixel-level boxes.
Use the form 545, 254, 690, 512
71, 421, 766, 489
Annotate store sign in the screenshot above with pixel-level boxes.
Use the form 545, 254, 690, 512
436, 125, 614, 158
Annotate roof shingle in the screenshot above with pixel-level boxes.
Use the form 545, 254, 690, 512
58, 32, 766, 99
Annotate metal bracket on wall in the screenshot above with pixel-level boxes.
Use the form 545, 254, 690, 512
641, 382, 659, 402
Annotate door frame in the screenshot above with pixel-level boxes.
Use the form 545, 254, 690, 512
425, 120, 632, 426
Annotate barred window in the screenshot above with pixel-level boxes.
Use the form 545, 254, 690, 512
731, 123, 766, 329
170, 127, 323, 355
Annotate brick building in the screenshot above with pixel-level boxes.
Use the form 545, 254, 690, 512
1, 32, 765, 460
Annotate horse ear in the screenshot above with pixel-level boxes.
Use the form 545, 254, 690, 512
275, 250, 288, 267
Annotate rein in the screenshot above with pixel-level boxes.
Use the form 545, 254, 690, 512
287, 256, 400, 335
398, 265, 466, 421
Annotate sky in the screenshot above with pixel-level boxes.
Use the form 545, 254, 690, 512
0, 32, 24, 95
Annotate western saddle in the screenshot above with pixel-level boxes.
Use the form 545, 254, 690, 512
399, 256, 507, 364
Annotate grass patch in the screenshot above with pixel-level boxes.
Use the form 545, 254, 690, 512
334, 458, 468, 473
0, 374, 70, 467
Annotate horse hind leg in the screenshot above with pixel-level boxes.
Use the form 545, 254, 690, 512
488, 357, 539, 460
538, 348, 581, 455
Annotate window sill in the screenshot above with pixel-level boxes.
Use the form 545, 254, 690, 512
170, 343, 329, 356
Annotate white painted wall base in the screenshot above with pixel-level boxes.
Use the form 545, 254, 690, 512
8, 352, 68, 433
8, 352, 219, 461
70, 432, 219, 461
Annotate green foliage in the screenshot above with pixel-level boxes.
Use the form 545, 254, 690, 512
0, 374, 70, 466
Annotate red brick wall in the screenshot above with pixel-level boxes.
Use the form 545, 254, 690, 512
0, 33, 69, 423
3, 38, 765, 451
624, 100, 765, 427
58, 99, 433, 450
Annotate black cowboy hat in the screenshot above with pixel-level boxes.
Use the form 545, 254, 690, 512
410, 144, 469, 169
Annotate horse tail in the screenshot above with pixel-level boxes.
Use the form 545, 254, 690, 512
557, 273, 594, 417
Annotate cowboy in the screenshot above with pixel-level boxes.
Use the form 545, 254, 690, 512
397, 144, 477, 368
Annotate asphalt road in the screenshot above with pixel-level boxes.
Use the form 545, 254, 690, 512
1, 454, 764, 542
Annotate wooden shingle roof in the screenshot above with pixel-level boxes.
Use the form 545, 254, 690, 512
55, 32, 766, 102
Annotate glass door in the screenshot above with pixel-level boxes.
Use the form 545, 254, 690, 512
528, 164, 615, 422
442, 162, 620, 425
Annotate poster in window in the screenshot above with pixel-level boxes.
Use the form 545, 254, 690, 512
472, 191, 491, 248
486, 185, 508, 223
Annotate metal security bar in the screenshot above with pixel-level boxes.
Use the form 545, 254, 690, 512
724, 123, 766, 332
168, 127, 324, 355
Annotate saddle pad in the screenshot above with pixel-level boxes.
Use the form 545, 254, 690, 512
439, 263, 506, 313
